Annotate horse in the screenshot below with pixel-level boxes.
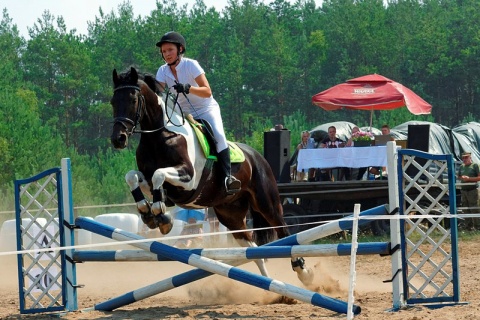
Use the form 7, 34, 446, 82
110, 67, 313, 285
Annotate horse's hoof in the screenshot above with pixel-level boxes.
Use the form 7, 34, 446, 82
155, 214, 173, 235
297, 267, 315, 286
159, 222, 173, 235
152, 201, 167, 215
140, 212, 157, 229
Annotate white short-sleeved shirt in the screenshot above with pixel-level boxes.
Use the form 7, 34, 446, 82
156, 57, 219, 117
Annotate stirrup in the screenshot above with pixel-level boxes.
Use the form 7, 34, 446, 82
225, 176, 241, 195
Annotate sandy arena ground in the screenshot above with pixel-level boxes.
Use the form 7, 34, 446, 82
1, 237, 480, 320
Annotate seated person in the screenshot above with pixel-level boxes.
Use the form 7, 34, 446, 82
381, 124, 391, 135
345, 126, 360, 147
320, 125, 346, 149
345, 126, 361, 180
294, 130, 315, 182
318, 126, 347, 181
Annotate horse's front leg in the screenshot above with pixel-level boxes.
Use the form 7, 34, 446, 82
150, 185, 173, 235
125, 170, 157, 229
151, 166, 196, 235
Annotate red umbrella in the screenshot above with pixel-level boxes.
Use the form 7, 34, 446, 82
312, 74, 432, 127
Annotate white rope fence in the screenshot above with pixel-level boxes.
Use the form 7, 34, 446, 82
0, 211, 474, 258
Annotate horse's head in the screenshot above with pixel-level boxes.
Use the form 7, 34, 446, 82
110, 67, 163, 149
110, 67, 142, 149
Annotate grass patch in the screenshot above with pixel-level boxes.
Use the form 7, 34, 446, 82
313, 231, 390, 244
457, 230, 480, 241
312, 228, 480, 245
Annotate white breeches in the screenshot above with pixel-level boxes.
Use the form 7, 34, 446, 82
196, 107, 228, 152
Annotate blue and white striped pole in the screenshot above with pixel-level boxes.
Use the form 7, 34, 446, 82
271, 204, 390, 246
84, 204, 388, 312
73, 242, 390, 262
76, 217, 361, 315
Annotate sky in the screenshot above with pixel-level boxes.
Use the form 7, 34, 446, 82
2, 0, 321, 38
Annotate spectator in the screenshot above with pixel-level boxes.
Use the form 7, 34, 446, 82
345, 126, 360, 147
458, 152, 480, 230
345, 126, 368, 180
320, 126, 346, 149
319, 126, 347, 181
381, 124, 391, 135
294, 130, 315, 181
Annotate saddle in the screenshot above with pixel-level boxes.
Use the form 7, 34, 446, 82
186, 114, 245, 163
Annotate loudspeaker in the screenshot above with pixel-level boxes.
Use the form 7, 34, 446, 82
407, 124, 430, 178
264, 130, 291, 183
407, 124, 430, 152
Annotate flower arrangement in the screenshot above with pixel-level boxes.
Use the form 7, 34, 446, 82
352, 131, 374, 141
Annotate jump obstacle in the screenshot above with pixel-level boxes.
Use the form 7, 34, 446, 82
13, 142, 462, 315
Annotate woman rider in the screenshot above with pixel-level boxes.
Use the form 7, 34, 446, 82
155, 31, 241, 194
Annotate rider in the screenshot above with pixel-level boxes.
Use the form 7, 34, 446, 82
155, 31, 241, 195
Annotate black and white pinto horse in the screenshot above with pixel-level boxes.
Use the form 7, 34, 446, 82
110, 67, 313, 284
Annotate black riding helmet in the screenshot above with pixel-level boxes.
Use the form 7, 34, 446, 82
156, 31, 186, 54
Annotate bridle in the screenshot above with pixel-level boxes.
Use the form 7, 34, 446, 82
113, 85, 166, 135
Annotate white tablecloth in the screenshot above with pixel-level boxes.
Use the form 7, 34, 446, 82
297, 146, 388, 171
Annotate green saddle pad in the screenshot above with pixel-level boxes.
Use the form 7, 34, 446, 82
188, 116, 245, 163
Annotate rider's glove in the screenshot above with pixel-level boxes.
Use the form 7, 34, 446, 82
173, 83, 191, 94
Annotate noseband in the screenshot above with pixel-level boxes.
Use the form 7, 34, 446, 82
113, 85, 165, 135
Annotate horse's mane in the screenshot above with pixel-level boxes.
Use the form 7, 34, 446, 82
118, 68, 162, 95
117, 67, 180, 116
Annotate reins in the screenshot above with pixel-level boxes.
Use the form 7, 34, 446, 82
113, 83, 185, 136
176, 89, 217, 145
163, 89, 185, 128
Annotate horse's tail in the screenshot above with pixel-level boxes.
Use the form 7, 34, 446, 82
251, 209, 277, 246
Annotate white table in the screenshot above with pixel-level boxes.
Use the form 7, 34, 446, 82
297, 146, 388, 171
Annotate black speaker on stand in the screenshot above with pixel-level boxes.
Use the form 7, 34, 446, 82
406, 124, 430, 178
263, 130, 291, 183
407, 124, 430, 152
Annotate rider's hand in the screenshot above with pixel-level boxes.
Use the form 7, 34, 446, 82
173, 83, 191, 94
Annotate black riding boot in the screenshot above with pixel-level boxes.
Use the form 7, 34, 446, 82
218, 148, 241, 194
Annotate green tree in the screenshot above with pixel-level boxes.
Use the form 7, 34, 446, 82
0, 9, 25, 84
23, 11, 107, 154
0, 87, 67, 182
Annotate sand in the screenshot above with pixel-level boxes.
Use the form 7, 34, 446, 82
1, 238, 479, 320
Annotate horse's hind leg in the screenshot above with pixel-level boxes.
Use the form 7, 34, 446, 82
275, 226, 315, 285
235, 238, 270, 277
252, 186, 315, 286
213, 205, 269, 277
125, 170, 157, 229
276, 220, 314, 285
291, 257, 314, 285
